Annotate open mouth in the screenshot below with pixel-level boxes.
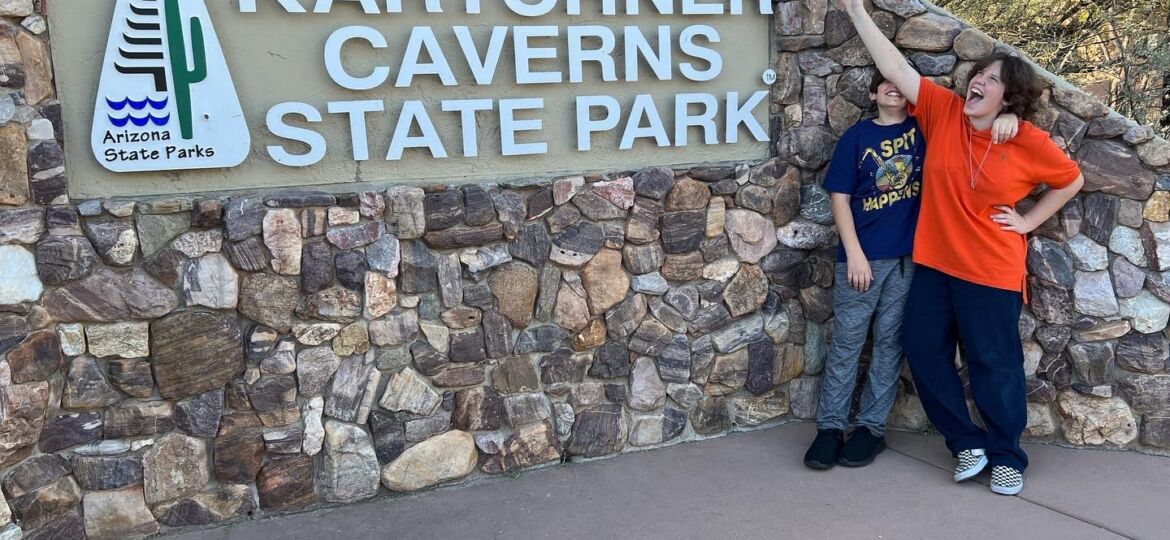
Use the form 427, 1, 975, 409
884, 90, 903, 98
967, 87, 985, 106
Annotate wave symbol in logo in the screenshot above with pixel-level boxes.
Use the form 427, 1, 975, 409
106, 96, 169, 111
108, 113, 171, 127
107, 94, 171, 126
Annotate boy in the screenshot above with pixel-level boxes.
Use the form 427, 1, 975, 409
803, 73, 1017, 469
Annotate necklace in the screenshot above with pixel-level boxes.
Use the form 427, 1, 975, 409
966, 124, 993, 190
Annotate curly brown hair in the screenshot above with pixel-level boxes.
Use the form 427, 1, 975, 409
970, 53, 1044, 120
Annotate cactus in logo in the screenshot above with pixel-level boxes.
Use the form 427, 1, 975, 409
164, 0, 207, 140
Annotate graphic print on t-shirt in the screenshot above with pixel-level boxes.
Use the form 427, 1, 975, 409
822, 118, 925, 262
857, 127, 921, 212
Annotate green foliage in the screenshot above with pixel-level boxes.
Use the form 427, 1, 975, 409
937, 0, 1170, 137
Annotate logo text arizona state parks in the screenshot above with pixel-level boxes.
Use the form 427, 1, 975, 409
92, 0, 249, 172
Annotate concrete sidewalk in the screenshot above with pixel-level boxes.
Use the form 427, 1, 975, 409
165, 423, 1170, 540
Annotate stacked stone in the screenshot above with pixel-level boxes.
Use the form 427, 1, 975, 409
0, 2, 1169, 538
0, 168, 811, 536
0, 4, 63, 211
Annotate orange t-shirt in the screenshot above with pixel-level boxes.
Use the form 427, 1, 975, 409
908, 77, 1081, 293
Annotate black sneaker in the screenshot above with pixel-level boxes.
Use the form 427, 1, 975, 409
804, 429, 844, 470
837, 427, 886, 467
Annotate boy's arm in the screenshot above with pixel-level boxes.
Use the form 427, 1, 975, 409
992, 113, 1020, 144
838, 0, 921, 104
831, 192, 873, 292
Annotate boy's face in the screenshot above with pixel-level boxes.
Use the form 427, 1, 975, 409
870, 80, 907, 110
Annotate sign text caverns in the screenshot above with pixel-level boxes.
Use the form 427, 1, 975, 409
254, 1, 775, 168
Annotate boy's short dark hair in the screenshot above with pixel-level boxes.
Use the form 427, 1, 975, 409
868, 72, 888, 95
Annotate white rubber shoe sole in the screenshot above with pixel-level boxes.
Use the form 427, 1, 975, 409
953, 450, 989, 482
990, 465, 1025, 496
990, 480, 1024, 496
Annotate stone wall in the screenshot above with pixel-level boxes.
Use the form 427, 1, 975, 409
0, 0, 1169, 538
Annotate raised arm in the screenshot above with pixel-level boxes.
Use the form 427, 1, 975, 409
838, 0, 921, 103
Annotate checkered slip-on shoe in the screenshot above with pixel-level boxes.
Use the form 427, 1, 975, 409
953, 448, 988, 482
990, 465, 1024, 496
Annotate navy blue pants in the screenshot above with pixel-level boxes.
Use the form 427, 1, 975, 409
901, 266, 1029, 471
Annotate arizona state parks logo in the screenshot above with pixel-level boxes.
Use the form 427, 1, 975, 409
92, 0, 249, 172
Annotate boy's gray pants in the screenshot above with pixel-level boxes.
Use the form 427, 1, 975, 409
816, 257, 914, 436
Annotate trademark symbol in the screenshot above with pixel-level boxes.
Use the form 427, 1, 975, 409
762, 69, 777, 85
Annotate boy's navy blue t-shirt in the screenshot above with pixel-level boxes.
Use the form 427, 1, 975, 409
822, 117, 925, 263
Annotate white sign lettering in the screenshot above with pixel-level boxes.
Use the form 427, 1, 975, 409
73, 0, 775, 190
